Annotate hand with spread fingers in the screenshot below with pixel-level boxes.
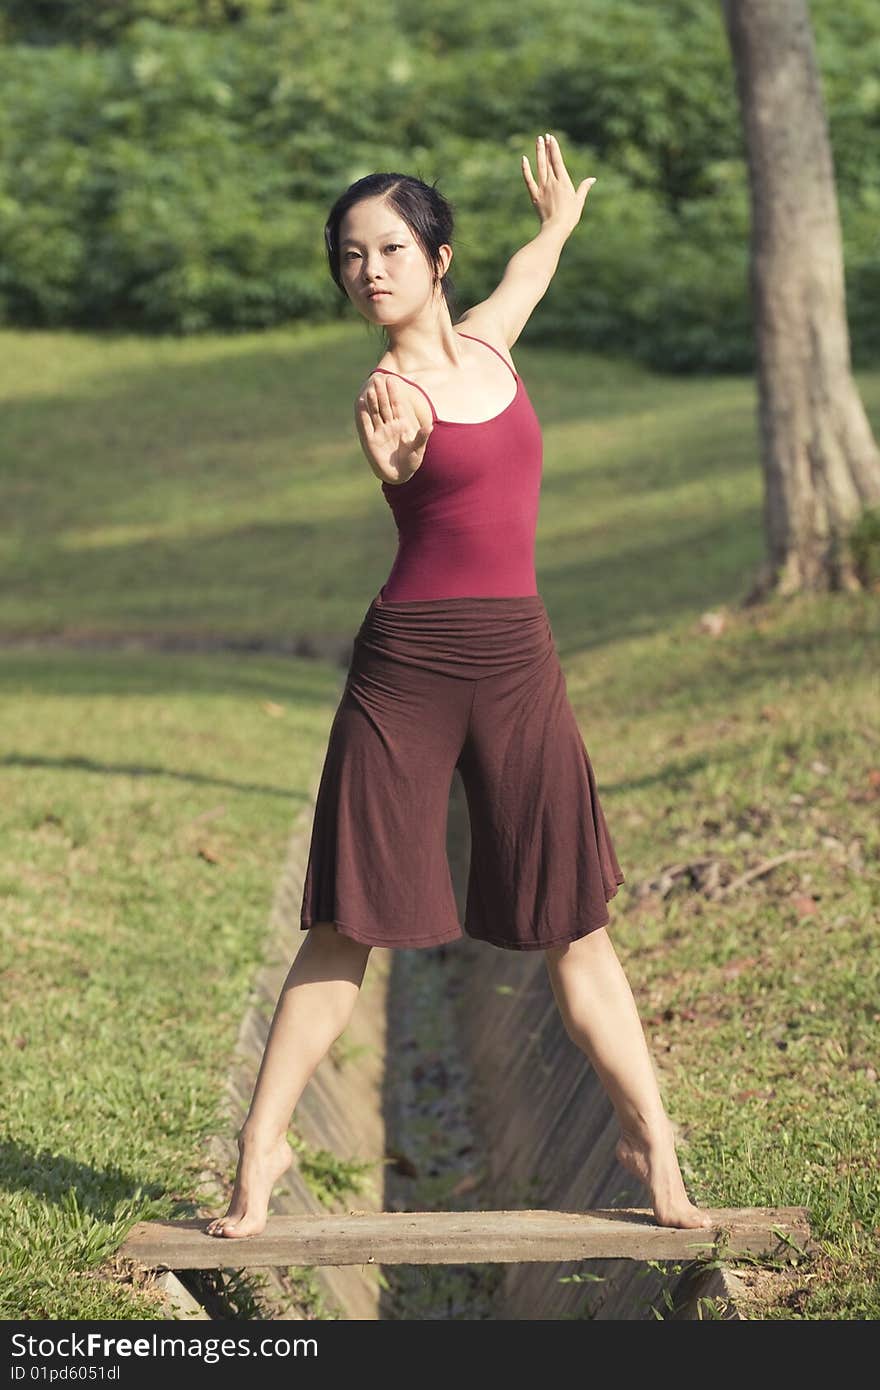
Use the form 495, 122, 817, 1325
521, 132, 597, 237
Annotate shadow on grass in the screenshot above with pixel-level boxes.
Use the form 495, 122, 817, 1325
0, 751, 307, 804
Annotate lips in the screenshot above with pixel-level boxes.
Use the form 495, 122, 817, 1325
368, 291, 390, 299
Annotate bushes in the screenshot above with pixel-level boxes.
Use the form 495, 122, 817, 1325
0, 0, 877, 369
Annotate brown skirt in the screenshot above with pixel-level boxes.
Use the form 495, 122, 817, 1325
299, 591, 625, 951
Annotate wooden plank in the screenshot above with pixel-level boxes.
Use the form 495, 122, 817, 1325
120, 1206, 812, 1271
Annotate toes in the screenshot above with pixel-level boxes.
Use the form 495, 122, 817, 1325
207, 1218, 237, 1236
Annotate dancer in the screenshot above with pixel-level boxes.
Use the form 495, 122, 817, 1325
207, 133, 713, 1238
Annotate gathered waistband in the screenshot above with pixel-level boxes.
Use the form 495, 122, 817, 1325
353, 590, 553, 680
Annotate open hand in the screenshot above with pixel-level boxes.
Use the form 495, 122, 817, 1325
521, 132, 596, 236
356, 373, 434, 485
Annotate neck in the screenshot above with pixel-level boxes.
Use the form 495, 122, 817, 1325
383, 303, 463, 373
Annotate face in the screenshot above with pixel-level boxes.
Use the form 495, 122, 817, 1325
338, 196, 450, 322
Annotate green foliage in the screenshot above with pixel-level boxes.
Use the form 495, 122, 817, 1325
0, 1, 292, 45
288, 1130, 376, 1209
0, 0, 878, 367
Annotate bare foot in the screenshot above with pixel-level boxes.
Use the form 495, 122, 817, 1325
615, 1117, 714, 1230
205, 1132, 294, 1239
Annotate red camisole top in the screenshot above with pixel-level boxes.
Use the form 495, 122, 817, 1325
371, 332, 543, 602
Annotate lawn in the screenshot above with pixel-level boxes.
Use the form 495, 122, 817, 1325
1, 323, 877, 1318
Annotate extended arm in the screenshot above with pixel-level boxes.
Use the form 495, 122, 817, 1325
459, 132, 596, 348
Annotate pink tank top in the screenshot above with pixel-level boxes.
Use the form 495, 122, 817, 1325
371, 332, 543, 602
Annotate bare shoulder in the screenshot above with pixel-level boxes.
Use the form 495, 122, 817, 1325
353, 367, 393, 414
453, 311, 517, 373
356, 362, 410, 400
354, 366, 417, 426
357, 366, 387, 394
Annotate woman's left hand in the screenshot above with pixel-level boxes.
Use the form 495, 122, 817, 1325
521, 133, 596, 236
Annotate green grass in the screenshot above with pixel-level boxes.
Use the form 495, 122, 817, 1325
0, 648, 340, 1317
1, 324, 878, 1318
0, 321, 801, 645
569, 589, 879, 1318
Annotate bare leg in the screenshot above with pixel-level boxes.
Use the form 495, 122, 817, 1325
543, 926, 713, 1229
206, 922, 372, 1239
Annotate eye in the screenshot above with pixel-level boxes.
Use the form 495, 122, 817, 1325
386, 244, 402, 252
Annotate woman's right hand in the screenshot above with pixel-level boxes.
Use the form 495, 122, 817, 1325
355, 373, 434, 485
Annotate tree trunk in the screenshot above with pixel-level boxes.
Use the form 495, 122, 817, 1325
720, 0, 880, 597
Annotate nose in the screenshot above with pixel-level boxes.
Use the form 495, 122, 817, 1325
360, 252, 385, 284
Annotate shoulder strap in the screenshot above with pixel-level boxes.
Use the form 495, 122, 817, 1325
370, 368, 438, 423
457, 332, 518, 381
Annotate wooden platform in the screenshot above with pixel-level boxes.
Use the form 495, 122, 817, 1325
120, 1206, 812, 1271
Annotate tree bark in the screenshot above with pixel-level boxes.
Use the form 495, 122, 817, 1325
720, 0, 880, 597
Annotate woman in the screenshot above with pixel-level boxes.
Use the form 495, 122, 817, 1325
207, 133, 713, 1238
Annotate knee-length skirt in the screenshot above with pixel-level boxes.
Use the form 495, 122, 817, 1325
299, 591, 625, 950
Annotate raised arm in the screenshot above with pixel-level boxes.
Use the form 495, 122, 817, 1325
457, 133, 597, 348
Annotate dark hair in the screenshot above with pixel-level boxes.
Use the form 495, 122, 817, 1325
324, 172, 458, 344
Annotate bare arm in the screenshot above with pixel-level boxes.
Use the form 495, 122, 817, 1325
458, 132, 597, 348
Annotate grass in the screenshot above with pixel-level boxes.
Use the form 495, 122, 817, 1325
0, 648, 340, 1317
565, 588, 878, 1319
1, 322, 878, 1318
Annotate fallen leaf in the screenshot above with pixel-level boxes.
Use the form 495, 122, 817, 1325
790, 893, 818, 916
449, 1172, 482, 1198
722, 956, 759, 980
699, 611, 726, 637
849, 772, 880, 803
189, 804, 226, 826
386, 1150, 418, 1179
